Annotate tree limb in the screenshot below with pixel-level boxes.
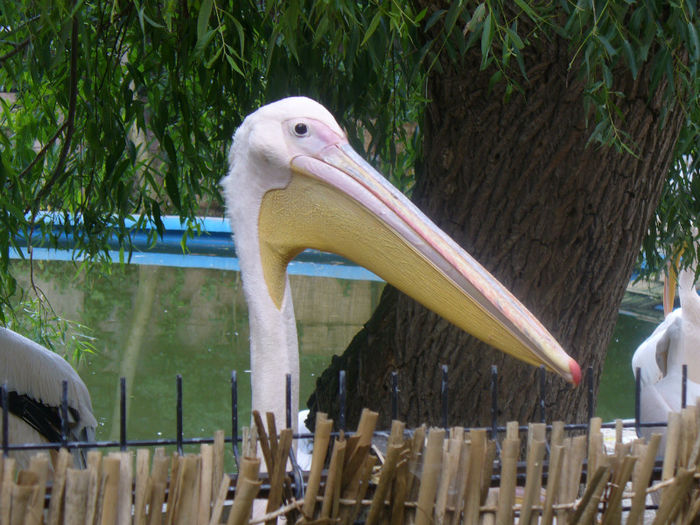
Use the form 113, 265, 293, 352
0, 38, 30, 66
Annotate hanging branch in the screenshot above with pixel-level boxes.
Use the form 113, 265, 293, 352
0, 38, 30, 66
28, 10, 80, 208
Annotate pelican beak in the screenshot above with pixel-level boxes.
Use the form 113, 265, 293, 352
257, 142, 581, 385
664, 250, 684, 317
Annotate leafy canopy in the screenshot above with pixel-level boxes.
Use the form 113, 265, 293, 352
0, 0, 698, 341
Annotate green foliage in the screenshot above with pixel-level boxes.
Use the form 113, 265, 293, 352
439, 1, 699, 276
0, 0, 427, 342
0, 0, 698, 345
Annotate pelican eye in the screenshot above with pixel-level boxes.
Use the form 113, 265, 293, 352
293, 122, 309, 137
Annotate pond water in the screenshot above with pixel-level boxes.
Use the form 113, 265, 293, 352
10, 259, 659, 444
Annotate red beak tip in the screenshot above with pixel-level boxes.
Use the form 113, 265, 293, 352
569, 359, 582, 386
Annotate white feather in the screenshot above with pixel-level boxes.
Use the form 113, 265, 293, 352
0, 327, 96, 469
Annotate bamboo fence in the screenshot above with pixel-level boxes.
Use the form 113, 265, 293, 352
3, 407, 700, 524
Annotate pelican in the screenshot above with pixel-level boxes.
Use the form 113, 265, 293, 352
221, 97, 580, 435
633, 263, 700, 436
0, 326, 96, 469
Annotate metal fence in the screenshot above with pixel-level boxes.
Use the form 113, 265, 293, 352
3, 362, 685, 447
0, 362, 687, 491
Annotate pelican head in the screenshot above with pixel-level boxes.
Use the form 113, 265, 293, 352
222, 97, 580, 426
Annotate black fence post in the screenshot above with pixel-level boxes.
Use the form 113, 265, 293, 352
176, 374, 183, 455
120, 377, 127, 452
1, 383, 7, 458
587, 366, 594, 424
635, 367, 641, 437
339, 370, 346, 433
441, 365, 448, 429
391, 371, 398, 421
490, 366, 498, 442
539, 365, 546, 423
285, 375, 304, 500
60, 380, 68, 450
231, 370, 239, 464
286, 373, 292, 430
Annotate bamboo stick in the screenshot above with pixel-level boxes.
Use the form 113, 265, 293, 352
541, 443, 564, 525
570, 464, 610, 525
26, 454, 49, 525
481, 440, 497, 506
686, 418, 700, 468
681, 406, 696, 467
657, 411, 688, 515
345, 454, 377, 525
346, 409, 378, 458
1, 459, 13, 525
407, 424, 426, 502
208, 474, 231, 525
495, 437, 519, 525
228, 477, 262, 525
390, 455, 409, 525
165, 452, 181, 525
464, 429, 486, 525
265, 428, 292, 522
0, 460, 6, 525
342, 409, 378, 492
47, 449, 71, 525
174, 455, 202, 525
301, 416, 332, 521
85, 465, 99, 525
99, 455, 122, 525
527, 423, 546, 448
627, 433, 661, 525
320, 438, 346, 520
238, 457, 260, 486
415, 428, 445, 525
564, 435, 587, 506
587, 417, 602, 479
390, 420, 407, 446
661, 412, 681, 485
265, 412, 279, 460
8, 482, 33, 525
148, 450, 170, 525
366, 442, 403, 525
448, 437, 470, 525
198, 444, 214, 525
227, 457, 261, 525
480, 488, 499, 525
505, 421, 519, 441
241, 426, 258, 458
252, 411, 273, 474
517, 438, 545, 525
212, 430, 225, 507
64, 468, 90, 524
434, 437, 461, 525
551, 421, 565, 448
653, 467, 695, 524
135, 448, 151, 525
9, 470, 38, 525
601, 454, 636, 525
114, 451, 134, 525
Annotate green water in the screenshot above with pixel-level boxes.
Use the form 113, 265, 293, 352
596, 315, 657, 421
10, 259, 657, 443
12, 260, 383, 446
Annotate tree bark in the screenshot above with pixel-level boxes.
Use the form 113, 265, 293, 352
308, 15, 686, 430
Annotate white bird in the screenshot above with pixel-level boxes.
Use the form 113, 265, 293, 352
0, 326, 96, 469
632, 264, 700, 438
221, 97, 580, 440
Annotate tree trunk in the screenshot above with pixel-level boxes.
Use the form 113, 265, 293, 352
308, 17, 685, 430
